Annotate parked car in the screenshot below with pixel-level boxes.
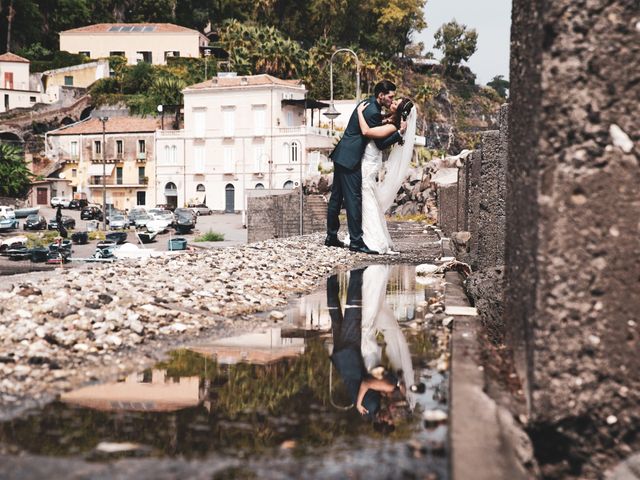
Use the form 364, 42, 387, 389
48, 215, 76, 230
0, 206, 16, 219
174, 208, 195, 234
13, 206, 40, 218
23, 214, 47, 230
188, 203, 212, 216
50, 197, 71, 208
68, 198, 88, 209
175, 207, 197, 224
155, 203, 176, 212
109, 214, 128, 230
148, 208, 175, 226
0, 215, 19, 231
128, 208, 150, 228
81, 206, 103, 221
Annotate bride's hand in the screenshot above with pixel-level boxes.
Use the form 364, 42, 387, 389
399, 119, 407, 135
358, 102, 369, 113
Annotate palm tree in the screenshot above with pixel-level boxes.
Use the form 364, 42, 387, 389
0, 143, 33, 198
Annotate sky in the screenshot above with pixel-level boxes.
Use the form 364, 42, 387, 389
413, 0, 512, 85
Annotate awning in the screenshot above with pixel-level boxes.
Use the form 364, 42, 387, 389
87, 164, 115, 176
282, 99, 330, 109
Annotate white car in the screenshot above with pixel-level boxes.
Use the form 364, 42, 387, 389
51, 197, 71, 208
0, 206, 16, 219
145, 217, 171, 233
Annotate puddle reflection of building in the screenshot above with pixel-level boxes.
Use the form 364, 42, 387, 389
385, 265, 435, 322
188, 328, 306, 365
60, 369, 201, 412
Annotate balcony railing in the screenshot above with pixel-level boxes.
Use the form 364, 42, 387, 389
89, 176, 149, 186
137, 152, 147, 161
63, 155, 79, 164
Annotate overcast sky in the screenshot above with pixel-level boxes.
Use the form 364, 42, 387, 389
413, 0, 512, 85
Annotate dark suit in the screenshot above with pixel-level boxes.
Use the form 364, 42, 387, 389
327, 270, 380, 419
326, 97, 402, 248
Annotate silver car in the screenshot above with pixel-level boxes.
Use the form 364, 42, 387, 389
109, 214, 128, 230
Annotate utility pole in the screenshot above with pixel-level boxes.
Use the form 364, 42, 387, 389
100, 116, 109, 231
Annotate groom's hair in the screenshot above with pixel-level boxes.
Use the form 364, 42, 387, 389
374, 80, 396, 97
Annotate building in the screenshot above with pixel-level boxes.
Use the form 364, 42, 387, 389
155, 73, 335, 212
45, 117, 158, 210
34, 60, 110, 103
0, 52, 41, 113
59, 23, 209, 65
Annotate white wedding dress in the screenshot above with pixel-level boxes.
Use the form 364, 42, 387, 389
349, 108, 418, 254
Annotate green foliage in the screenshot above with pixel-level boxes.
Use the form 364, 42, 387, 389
28, 51, 93, 73
195, 230, 225, 242
0, 144, 34, 198
487, 75, 509, 99
25, 231, 60, 248
16, 42, 51, 60
433, 20, 478, 76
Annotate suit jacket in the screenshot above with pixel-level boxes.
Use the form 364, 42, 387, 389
329, 96, 402, 171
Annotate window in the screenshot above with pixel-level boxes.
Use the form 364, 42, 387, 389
137, 191, 146, 206
79, 51, 90, 58
196, 184, 205, 192
94, 140, 102, 155
70, 141, 79, 158
283, 180, 294, 189
138, 139, 146, 153
64, 76, 74, 86
253, 106, 266, 136
116, 167, 123, 185
138, 166, 146, 184
282, 142, 289, 163
290, 141, 300, 163
116, 140, 123, 155
223, 147, 235, 174
194, 109, 206, 138
286, 111, 294, 126
109, 51, 125, 57
223, 108, 235, 137
136, 51, 152, 63
255, 183, 265, 189
171, 145, 177, 164
3, 72, 13, 89
253, 146, 265, 173
164, 51, 180, 60
71, 169, 77, 178
194, 144, 205, 173
29, 96, 36, 103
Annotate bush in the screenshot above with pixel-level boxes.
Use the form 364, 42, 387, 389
195, 230, 225, 242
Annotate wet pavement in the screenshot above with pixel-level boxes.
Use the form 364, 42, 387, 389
0, 264, 451, 479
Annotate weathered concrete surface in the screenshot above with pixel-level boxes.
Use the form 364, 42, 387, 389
465, 151, 482, 270
435, 171, 458, 237
446, 271, 534, 480
507, 0, 640, 477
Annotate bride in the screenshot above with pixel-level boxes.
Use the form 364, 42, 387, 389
351, 98, 416, 254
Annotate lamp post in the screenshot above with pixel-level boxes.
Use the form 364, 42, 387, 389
99, 116, 109, 231
323, 48, 361, 132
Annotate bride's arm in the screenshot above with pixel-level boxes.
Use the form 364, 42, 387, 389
357, 103, 398, 139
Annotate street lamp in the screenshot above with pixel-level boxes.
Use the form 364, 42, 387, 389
99, 116, 109, 231
324, 48, 361, 132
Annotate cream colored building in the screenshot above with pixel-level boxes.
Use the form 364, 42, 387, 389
59, 23, 209, 65
155, 73, 335, 212
45, 117, 158, 210
35, 60, 110, 103
0, 52, 41, 113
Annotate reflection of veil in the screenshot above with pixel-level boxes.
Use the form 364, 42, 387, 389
361, 265, 417, 409
377, 107, 417, 212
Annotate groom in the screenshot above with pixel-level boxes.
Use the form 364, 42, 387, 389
325, 80, 403, 254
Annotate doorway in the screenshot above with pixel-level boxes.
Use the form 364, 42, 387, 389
225, 184, 235, 213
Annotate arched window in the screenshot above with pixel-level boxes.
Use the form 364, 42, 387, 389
283, 180, 294, 189
282, 142, 290, 163
171, 145, 177, 164
255, 183, 265, 189
164, 145, 170, 163
166, 182, 177, 190
290, 141, 300, 163
196, 184, 205, 192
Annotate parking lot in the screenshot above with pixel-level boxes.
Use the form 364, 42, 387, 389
0, 206, 247, 267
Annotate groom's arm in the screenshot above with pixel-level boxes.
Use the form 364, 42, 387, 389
363, 105, 403, 150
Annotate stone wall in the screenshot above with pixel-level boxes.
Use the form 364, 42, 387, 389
246, 192, 327, 243
506, 1, 639, 477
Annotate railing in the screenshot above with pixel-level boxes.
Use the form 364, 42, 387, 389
137, 152, 147, 160
89, 176, 149, 186
157, 129, 183, 138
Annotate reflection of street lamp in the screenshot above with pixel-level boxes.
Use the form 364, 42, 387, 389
324, 48, 360, 132
100, 116, 109, 231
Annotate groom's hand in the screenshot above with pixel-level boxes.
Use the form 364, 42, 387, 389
399, 120, 407, 135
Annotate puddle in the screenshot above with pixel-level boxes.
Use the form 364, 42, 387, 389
0, 265, 449, 477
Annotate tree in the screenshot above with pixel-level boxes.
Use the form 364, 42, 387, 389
487, 74, 509, 98
0, 143, 33, 198
433, 20, 478, 76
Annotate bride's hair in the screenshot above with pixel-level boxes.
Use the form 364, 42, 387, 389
383, 98, 414, 143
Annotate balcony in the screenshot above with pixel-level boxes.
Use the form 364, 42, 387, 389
136, 152, 147, 162
88, 176, 149, 187
91, 156, 118, 163
63, 155, 79, 164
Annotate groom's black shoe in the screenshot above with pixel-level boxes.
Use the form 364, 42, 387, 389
349, 244, 379, 255
324, 235, 345, 248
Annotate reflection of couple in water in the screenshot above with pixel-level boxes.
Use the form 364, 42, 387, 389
327, 265, 415, 432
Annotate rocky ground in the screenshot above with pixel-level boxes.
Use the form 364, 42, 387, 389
0, 224, 441, 421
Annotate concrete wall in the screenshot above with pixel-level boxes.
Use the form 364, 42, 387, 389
506, 0, 639, 476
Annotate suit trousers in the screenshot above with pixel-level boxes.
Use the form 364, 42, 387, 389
326, 163, 365, 248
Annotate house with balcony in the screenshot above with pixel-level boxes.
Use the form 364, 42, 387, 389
0, 52, 42, 113
45, 117, 158, 210
155, 73, 335, 212
59, 23, 209, 65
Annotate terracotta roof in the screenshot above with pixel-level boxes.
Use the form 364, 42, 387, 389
185, 74, 302, 91
0, 52, 30, 63
61, 23, 201, 34
49, 117, 159, 136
